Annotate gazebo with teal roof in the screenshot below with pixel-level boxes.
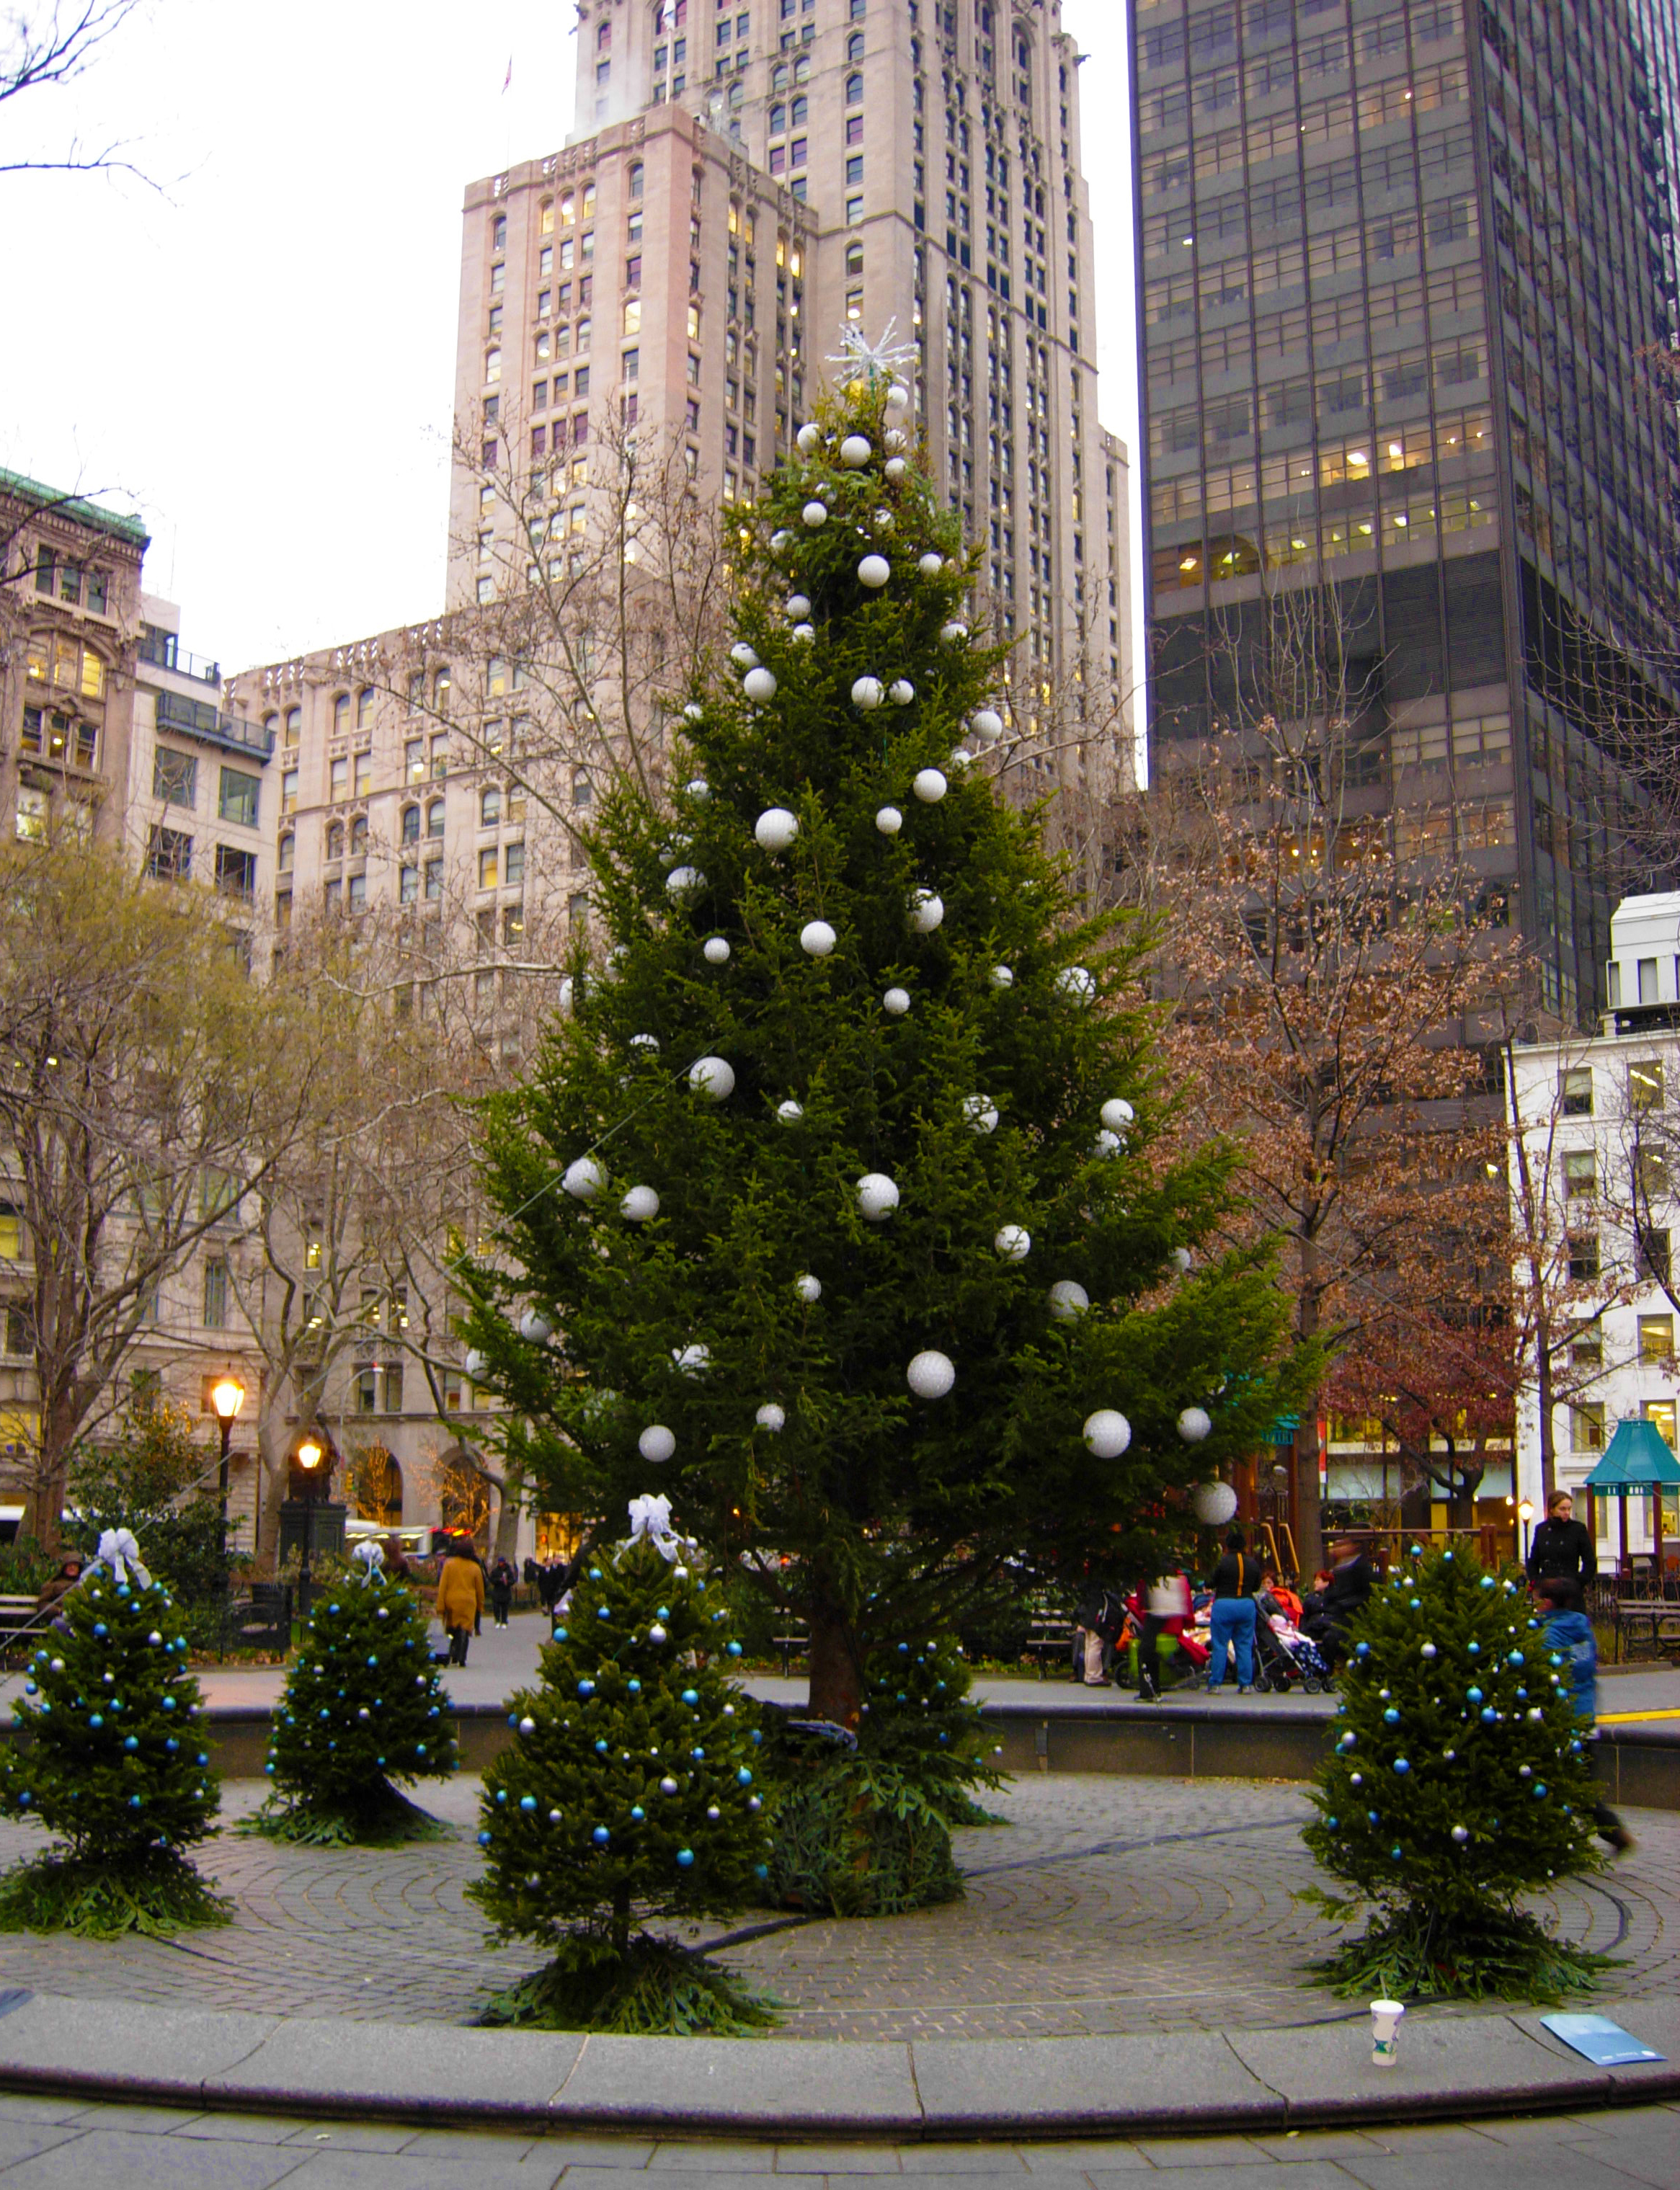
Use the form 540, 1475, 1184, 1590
1581, 1418, 1680, 1590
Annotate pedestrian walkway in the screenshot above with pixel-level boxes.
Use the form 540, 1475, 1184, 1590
0, 2090, 1675, 2190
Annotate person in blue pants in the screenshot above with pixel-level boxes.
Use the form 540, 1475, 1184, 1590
1205, 1527, 1261, 1692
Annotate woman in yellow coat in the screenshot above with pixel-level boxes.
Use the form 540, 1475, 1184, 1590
435, 1541, 485, 1665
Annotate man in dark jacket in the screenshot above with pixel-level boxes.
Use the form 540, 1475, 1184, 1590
1303, 1535, 1373, 1668
1526, 1487, 1596, 1610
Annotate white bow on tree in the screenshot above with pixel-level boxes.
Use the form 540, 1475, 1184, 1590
352, 1539, 386, 1583
626, 1492, 679, 1559
92, 1527, 151, 1590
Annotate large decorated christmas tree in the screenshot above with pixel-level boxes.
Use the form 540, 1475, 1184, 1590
252, 1541, 456, 1843
471, 1496, 771, 2032
465, 341, 1311, 1725
1305, 1546, 1605, 1999
0, 1531, 226, 1936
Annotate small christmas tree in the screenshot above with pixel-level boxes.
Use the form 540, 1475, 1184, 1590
0, 1532, 226, 1937
1304, 1546, 1606, 2000
251, 1541, 455, 1844
471, 1497, 773, 2033
857, 1634, 1005, 1825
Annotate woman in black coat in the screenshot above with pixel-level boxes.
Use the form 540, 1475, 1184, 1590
1526, 1487, 1596, 1610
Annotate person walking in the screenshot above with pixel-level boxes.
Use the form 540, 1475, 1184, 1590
488, 1555, 516, 1629
1205, 1528, 1261, 1693
1137, 1570, 1192, 1701
436, 1539, 485, 1666
1536, 1575, 1635, 1853
1527, 1487, 1596, 1611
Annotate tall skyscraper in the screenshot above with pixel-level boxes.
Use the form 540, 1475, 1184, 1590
1134, 0, 1680, 1021
451, 0, 1132, 793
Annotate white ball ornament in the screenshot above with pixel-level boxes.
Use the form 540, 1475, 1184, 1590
559, 976, 575, 1016
563, 1156, 608, 1201
463, 1348, 487, 1381
856, 1172, 900, 1220
940, 622, 969, 648
889, 679, 915, 705
768, 532, 792, 553
991, 965, 1015, 989
520, 1309, 553, 1345
674, 1344, 711, 1374
1083, 1410, 1132, 1459
907, 1350, 956, 1399
800, 920, 837, 958
886, 381, 911, 414
755, 1403, 786, 1433
1093, 1129, 1122, 1159
802, 501, 829, 529
743, 666, 779, 703
995, 1224, 1031, 1260
776, 1100, 805, 1124
1191, 1480, 1238, 1526
683, 702, 705, 722
629, 1033, 660, 1055
791, 623, 816, 644
620, 1185, 660, 1222
1057, 966, 1097, 1004
1101, 1098, 1135, 1134
1178, 1406, 1213, 1443
666, 865, 706, 899
840, 435, 873, 468
689, 1056, 736, 1101
971, 708, 1003, 744
1451, 1825, 1470, 1844
858, 554, 891, 588
908, 889, 945, 933
703, 936, 731, 965
913, 767, 948, 804
639, 1425, 677, 1464
917, 553, 944, 577
1049, 1280, 1090, 1319
852, 675, 884, 711
883, 987, 911, 1015
963, 1095, 1000, 1134
794, 1274, 822, 1304
875, 805, 903, 835
730, 642, 760, 669
884, 457, 907, 481
786, 595, 812, 618
1171, 1247, 1194, 1275
884, 427, 908, 453
796, 423, 822, 455
685, 777, 711, 801
949, 748, 973, 769
755, 807, 799, 852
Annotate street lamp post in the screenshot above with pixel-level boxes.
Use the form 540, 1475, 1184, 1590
1519, 1497, 1534, 1563
295, 1435, 324, 1624
209, 1374, 246, 1553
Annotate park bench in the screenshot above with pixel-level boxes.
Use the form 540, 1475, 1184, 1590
770, 1624, 809, 1677
1023, 1616, 1077, 1677
1613, 1598, 1680, 1665
0, 1594, 53, 1667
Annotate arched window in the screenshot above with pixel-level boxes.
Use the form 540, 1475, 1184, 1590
847, 30, 864, 63
480, 784, 502, 828
401, 804, 420, 845
485, 347, 502, 383
350, 815, 369, 855
352, 1447, 404, 1526
427, 799, 445, 838
572, 768, 593, 808
791, 94, 807, 125
332, 693, 350, 735
284, 707, 301, 744
278, 833, 295, 873
325, 822, 345, 860
355, 687, 374, 730
629, 161, 644, 201
262, 713, 278, 742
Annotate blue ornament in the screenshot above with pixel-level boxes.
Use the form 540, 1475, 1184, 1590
589, 1567, 603, 1580
123, 1735, 139, 1753
1534, 1783, 1548, 1799
265, 1763, 275, 1776
329, 1603, 340, 1613
726, 1642, 742, 1657
1467, 1687, 1483, 1703
1383, 1708, 1400, 1724
1467, 1642, 1480, 1655
1480, 1576, 1495, 1590
1355, 1642, 1370, 1658
597, 1606, 611, 1621
631, 1806, 646, 1821
89, 1714, 103, 1729
628, 1679, 642, 1695
129, 1795, 143, 1809
577, 1679, 595, 1698
161, 1696, 175, 1712
367, 1655, 378, 1667
1442, 1551, 1453, 1562
681, 1688, 700, 1706
1481, 1707, 1497, 1723
94, 1624, 107, 1638
23, 1681, 36, 1696
737, 1767, 753, 1786
520, 1796, 538, 1812
497, 1789, 509, 1804
1508, 1650, 1524, 1667
691, 1747, 706, 1760
165, 1738, 179, 1753
592, 1826, 610, 1846
1393, 1758, 1410, 1775
1327, 1816, 1338, 1828
751, 1730, 762, 1745
1390, 1844, 1403, 1859
754, 1863, 769, 1880
595, 1739, 609, 1755
676, 1848, 695, 1867
554, 1627, 568, 1642
1366, 1810, 1379, 1824
478, 1830, 492, 1847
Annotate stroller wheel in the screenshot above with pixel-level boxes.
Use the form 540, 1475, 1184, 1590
1302, 1675, 1323, 1694
1252, 1668, 1273, 1693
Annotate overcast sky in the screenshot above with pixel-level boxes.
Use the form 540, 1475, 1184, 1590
0, 0, 1137, 674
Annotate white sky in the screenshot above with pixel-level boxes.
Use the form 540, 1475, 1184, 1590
0, 0, 1137, 675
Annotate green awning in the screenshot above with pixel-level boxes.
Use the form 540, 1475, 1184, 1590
1581, 1418, 1680, 1490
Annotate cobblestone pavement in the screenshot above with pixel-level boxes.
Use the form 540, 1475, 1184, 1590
0, 1777, 1672, 2041
0, 2092, 1676, 2190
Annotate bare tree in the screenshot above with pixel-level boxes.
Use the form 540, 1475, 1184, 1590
1, 2, 152, 182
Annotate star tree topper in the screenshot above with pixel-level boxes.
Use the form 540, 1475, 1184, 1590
827, 318, 917, 391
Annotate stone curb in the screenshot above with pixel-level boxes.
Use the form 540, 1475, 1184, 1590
0, 1990, 1674, 2139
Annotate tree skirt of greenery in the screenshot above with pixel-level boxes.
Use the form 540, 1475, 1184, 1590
763, 1755, 964, 1918
241, 1786, 452, 1848
1308, 1894, 1612, 2005
480, 1933, 777, 2035
0, 1846, 231, 1940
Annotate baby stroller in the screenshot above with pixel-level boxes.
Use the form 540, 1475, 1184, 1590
1253, 1606, 1333, 1693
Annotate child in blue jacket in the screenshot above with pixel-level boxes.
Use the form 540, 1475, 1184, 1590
1537, 1577, 1635, 1854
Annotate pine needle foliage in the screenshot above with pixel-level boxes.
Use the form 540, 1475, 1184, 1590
461, 372, 1314, 1720
0, 1565, 227, 1936
857, 1633, 1005, 1825
1303, 1546, 1609, 2001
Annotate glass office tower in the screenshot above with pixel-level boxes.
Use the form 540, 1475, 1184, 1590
1132, 0, 1680, 1023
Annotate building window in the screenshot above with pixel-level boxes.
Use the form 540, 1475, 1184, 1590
481, 785, 502, 827
333, 693, 350, 736
1570, 1403, 1606, 1453
330, 756, 348, 801
1645, 1399, 1678, 1451
1630, 1060, 1665, 1113
348, 871, 367, 912
486, 347, 502, 382
424, 860, 443, 902
152, 747, 197, 808
1568, 1234, 1600, 1283
146, 825, 192, 880
326, 822, 345, 861
281, 768, 298, 816
285, 708, 301, 745
1561, 1067, 1594, 1117
350, 814, 369, 855
401, 804, 420, 845
405, 737, 425, 783
1562, 1151, 1596, 1200
479, 847, 499, 890
218, 767, 260, 827
278, 832, 295, 872
215, 846, 257, 902
1640, 1314, 1674, 1361
354, 750, 372, 798
427, 799, 445, 837
1637, 1227, 1672, 1285
202, 1258, 228, 1329
505, 840, 525, 887
572, 768, 593, 806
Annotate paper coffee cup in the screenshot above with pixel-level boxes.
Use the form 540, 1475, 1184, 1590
1370, 1999, 1405, 2066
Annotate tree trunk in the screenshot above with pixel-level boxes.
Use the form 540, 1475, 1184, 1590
806, 1606, 864, 1728
493, 1463, 524, 1564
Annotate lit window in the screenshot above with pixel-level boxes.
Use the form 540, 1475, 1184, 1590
329, 756, 348, 801
333, 693, 350, 736
479, 846, 499, 890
